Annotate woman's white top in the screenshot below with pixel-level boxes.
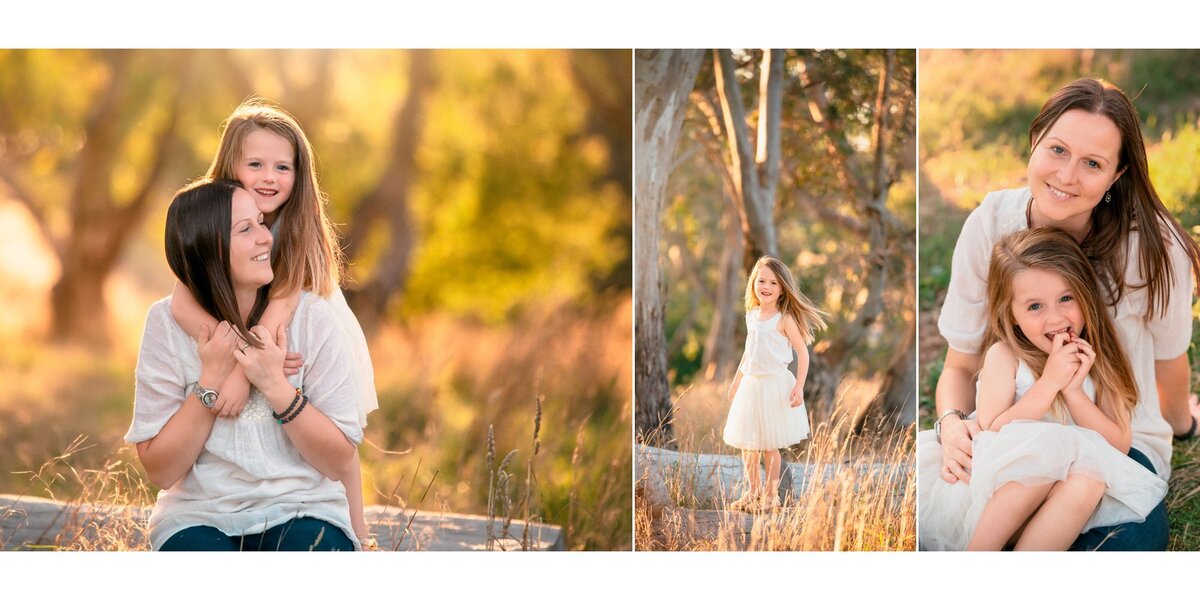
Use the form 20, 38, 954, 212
125, 292, 363, 549
738, 309, 794, 376
938, 187, 1194, 479
327, 286, 379, 427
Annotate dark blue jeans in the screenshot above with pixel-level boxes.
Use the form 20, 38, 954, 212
160, 517, 355, 551
1069, 447, 1168, 551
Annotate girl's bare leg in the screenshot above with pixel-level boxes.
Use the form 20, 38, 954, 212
967, 481, 1054, 550
1014, 474, 1105, 551
763, 449, 782, 508
743, 450, 762, 495
730, 450, 762, 510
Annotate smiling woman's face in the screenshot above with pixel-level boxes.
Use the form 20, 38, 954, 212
1027, 108, 1124, 233
228, 187, 274, 290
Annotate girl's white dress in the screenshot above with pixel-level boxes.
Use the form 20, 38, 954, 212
723, 309, 809, 450
918, 359, 1168, 551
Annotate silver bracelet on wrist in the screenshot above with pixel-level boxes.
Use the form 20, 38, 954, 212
934, 409, 966, 445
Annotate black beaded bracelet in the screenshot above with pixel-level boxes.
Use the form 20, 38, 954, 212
272, 388, 303, 421
278, 394, 309, 425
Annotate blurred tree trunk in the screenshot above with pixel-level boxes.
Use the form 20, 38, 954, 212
712, 49, 783, 269
343, 50, 434, 336
569, 50, 633, 292
45, 51, 190, 345
635, 49, 704, 446
797, 50, 915, 416
701, 197, 745, 382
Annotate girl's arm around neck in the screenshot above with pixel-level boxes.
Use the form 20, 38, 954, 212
977, 343, 1052, 431
1064, 388, 1132, 452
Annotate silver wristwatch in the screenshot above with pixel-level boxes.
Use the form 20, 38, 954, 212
194, 384, 219, 409
934, 409, 966, 444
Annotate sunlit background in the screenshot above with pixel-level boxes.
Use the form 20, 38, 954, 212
917, 49, 1200, 550
0, 49, 632, 550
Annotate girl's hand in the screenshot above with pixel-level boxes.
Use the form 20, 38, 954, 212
1064, 333, 1096, 397
198, 321, 239, 388
284, 351, 304, 376
233, 324, 291, 399
210, 375, 251, 419
789, 386, 804, 408
1041, 332, 1081, 392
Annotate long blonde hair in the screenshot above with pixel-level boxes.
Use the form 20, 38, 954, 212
206, 98, 343, 297
982, 229, 1138, 427
744, 256, 828, 344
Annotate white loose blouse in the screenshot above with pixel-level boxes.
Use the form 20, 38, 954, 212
125, 292, 364, 549
938, 187, 1194, 479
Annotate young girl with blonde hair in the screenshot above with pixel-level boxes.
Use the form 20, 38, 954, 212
919, 229, 1166, 550
170, 99, 379, 547
723, 256, 827, 511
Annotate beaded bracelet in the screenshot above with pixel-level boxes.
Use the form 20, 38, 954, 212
272, 388, 303, 421
278, 394, 309, 425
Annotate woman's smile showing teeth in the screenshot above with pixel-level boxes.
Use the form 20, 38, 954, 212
253, 252, 270, 262
1046, 184, 1073, 200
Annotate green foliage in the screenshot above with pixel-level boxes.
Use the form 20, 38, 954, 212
919, 49, 1200, 437
664, 49, 915, 388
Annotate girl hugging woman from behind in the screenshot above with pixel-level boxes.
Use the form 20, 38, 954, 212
169, 100, 379, 547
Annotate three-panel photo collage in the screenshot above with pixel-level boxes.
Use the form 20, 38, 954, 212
2, 48, 1199, 565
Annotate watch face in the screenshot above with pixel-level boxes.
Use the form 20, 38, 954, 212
198, 389, 217, 408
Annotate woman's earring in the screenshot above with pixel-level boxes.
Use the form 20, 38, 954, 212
1104, 190, 1112, 203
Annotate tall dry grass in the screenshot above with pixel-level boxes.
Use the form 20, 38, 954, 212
636, 380, 915, 551
0, 294, 631, 550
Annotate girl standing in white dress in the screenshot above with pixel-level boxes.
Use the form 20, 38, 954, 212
723, 256, 827, 511
919, 229, 1166, 550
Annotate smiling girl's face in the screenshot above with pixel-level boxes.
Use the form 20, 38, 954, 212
1010, 267, 1085, 355
1027, 108, 1125, 236
235, 129, 295, 217
754, 267, 782, 308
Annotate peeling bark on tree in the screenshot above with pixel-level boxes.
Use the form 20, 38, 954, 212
634, 49, 704, 446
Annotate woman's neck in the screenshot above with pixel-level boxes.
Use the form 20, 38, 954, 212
235, 286, 258, 324
1029, 199, 1091, 243
758, 303, 779, 317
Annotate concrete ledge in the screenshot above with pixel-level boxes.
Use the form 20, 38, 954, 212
0, 494, 563, 551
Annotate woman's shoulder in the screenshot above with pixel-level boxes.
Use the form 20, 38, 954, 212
967, 187, 1029, 230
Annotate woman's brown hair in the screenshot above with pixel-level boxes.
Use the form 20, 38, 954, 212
1029, 77, 1200, 316
165, 179, 270, 348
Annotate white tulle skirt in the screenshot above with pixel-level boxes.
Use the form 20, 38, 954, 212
723, 370, 809, 451
918, 421, 1167, 551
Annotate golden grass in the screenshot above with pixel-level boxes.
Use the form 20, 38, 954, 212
635, 379, 915, 551
0, 296, 631, 550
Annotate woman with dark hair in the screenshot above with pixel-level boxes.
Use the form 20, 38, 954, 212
125, 179, 361, 551
926, 77, 1200, 550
